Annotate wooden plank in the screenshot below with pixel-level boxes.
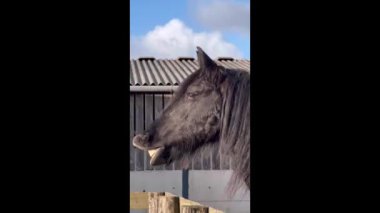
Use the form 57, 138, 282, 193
208, 208, 224, 213
179, 198, 222, 213
179, 197, 202, 207
153, 94, 164, 170
158, 195, 180, 213
148, 192, 165, 213
165, 193, 223, 213
130, 95, 135, 171
165, 192, 199, 206
180, 200, 222, 213
145, 94, 154, 170
182, 206, 208, 213
135, 94, 145, 171
130, 192, 149, 209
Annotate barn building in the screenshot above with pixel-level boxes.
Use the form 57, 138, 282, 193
130, 57, 250, 213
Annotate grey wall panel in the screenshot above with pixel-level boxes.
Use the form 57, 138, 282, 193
135, 94, 145, 171
144, 94, 154, 170
188, 170, 250, 213
130, 171, 182, 196
130, 95, 135, 171
163, 94, 174, 170
188, 170, 250, 201
153, 94, 164, 170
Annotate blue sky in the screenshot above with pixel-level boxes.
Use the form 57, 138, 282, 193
130, 0, 250, 59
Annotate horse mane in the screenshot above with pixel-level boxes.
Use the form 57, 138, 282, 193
219, 68, 250, 196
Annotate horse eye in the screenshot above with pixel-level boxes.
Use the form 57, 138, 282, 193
187, 92, 199, 98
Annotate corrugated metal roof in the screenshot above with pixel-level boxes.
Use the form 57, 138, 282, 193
130, 58, 250, 86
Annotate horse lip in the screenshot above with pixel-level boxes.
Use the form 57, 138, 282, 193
132, 135, 169, 166
132, 135, 161, 151
132, 139, 162, 151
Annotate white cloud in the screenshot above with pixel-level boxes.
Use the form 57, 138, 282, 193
192, 0, 250, 35
130, 19, 243, 59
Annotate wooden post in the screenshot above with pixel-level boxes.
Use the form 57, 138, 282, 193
182, 206, 209, 213
148, 192, 165, 213
158, 195, 180, 213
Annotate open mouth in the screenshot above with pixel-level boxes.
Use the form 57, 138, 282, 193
147, 147, 166, 166
132, 135, 168, 166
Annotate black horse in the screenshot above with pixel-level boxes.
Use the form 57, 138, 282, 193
133, 47, 250, 195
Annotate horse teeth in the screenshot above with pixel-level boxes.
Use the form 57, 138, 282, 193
148, 148, 159, 157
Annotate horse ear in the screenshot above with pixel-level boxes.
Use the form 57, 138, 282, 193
196, 47, 222, 83
196, 47, 217, 70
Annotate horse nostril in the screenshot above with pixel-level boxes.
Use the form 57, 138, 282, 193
134, 134, 145, 141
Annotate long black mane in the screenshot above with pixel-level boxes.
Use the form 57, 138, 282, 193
220, 68, 250, 195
